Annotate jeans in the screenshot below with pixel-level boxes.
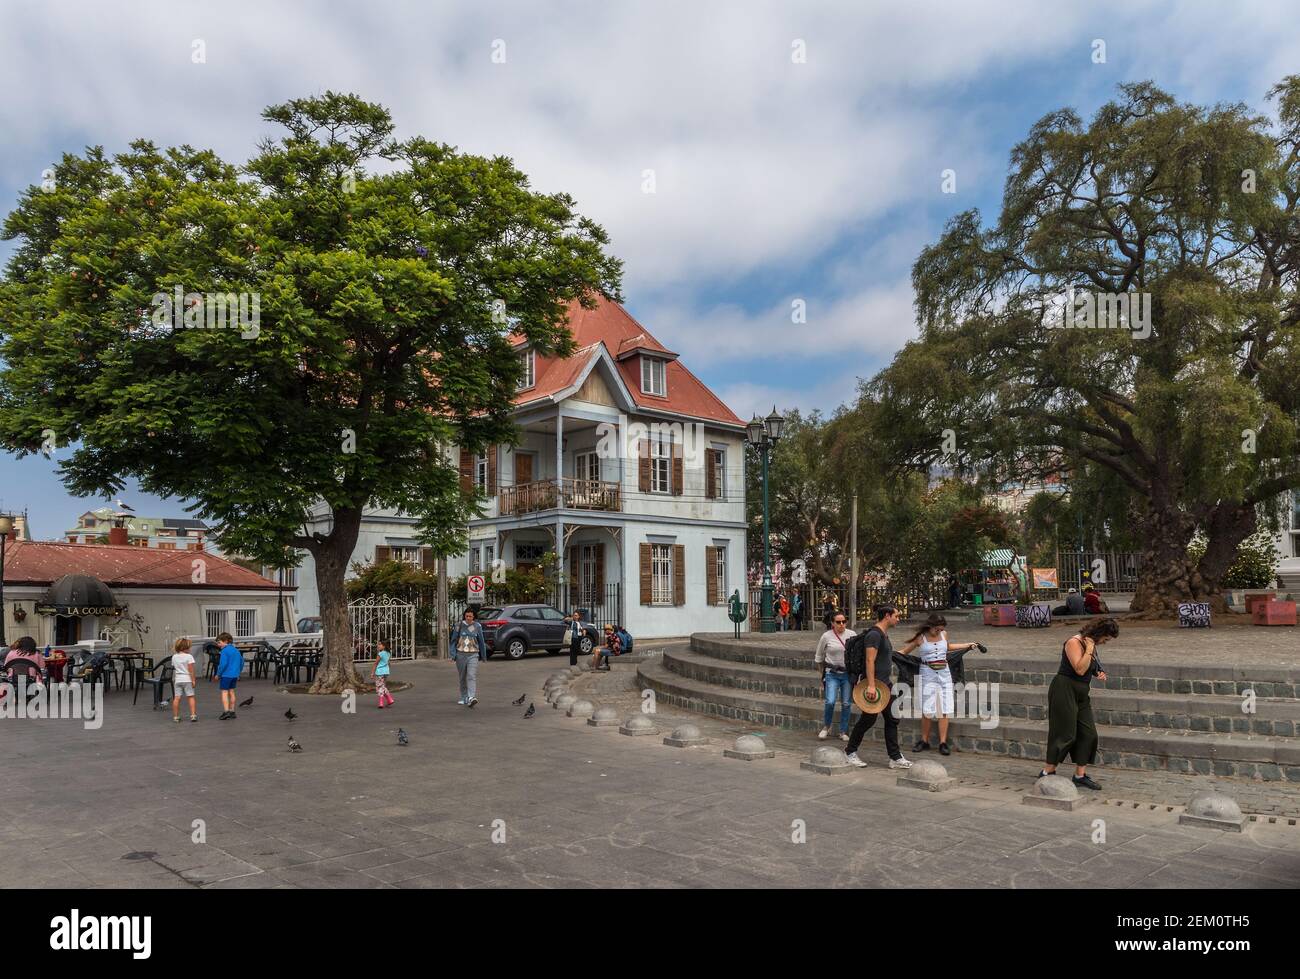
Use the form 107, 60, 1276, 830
456, 654, 479, 702
845, 680, 902, 760
569, 637, 582, 666
823, 672, 853, 732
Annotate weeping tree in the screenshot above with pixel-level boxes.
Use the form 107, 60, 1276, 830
873, 79, 1300, 615
0, 92, 621, 690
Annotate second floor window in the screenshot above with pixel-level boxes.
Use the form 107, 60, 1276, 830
475, 455, 488, 492
517, 348, 535, 390
641, 356, 666, 396
651, 437, 671, 493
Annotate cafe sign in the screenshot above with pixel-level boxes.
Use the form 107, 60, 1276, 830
35, 604, 124, 617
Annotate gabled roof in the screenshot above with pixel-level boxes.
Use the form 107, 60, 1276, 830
1, 541, 283, 590
514, 296, 743, 427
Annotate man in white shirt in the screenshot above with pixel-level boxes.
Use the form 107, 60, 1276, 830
813, 611, 856, 741
170, 637, 198, 722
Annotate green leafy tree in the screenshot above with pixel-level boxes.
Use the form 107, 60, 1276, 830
0, 93, 621, 690
876, 79, 1300, 615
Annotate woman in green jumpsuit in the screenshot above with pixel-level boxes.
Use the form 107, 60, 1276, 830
1040, 617, 1118, 790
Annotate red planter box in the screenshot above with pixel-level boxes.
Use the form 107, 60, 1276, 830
1252, 600, 1297, 626
983, 604, 1017, 626
1244, 592, 1277, 615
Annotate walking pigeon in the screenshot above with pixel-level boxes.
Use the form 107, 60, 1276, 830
287, 736, 302, 752
397, 728, 409, 746
523, 703, 535, 718
512, 694, 526, 706
239, 696, 254, 708
284, 708, 297, 720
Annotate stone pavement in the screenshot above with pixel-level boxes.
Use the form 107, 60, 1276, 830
3, 649, 1299, 889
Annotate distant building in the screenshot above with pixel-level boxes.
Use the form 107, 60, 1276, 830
64, 508, 210, 550
1, 539, 292, 649
985, 475, 1066, 515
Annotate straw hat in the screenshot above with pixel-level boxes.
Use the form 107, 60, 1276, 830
852, 678, 891, 715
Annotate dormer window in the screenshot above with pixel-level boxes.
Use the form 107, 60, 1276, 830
641, 356, 666, 397
517, 348, 535, 390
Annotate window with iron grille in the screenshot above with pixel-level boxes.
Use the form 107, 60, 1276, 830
715, 545, 727, 600
651, 543, 673, 604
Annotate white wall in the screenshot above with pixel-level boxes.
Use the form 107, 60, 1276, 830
620, 521, 745, 639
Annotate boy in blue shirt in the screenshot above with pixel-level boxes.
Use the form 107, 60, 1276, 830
214, 632, 243, 719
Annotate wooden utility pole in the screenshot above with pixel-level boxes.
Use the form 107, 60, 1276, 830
849, 490, 859, 626
436, 556, 449, 660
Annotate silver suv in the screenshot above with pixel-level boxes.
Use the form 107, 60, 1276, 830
476, 605, 600, 660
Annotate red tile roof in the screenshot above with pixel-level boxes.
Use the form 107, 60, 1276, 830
516, 296, 744, 427
1, 541, 282, 591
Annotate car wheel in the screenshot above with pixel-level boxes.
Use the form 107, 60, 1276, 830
579, 636, 594, 656
506, 638, 528, 660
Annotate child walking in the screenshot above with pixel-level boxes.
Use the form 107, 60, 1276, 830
373, 639, 395, 709
171, 637, 198, 722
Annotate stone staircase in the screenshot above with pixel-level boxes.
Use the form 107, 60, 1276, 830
637, 634, 1300, 782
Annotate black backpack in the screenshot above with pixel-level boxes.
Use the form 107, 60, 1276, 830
844, 632, 868, 677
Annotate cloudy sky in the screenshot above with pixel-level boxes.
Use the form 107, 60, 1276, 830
2, 0, 1298, 534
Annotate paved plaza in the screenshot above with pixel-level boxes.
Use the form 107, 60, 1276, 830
4, 643, 1300, 889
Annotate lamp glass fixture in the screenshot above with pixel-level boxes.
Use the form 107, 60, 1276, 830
764, 406, 784, 442
745, 415, 765, 446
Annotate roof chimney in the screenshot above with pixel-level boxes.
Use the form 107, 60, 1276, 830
108, 526, 129, 546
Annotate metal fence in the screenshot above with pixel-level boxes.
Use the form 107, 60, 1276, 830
748, 579, 955, 631
1057, 550, 1142, 594
348, 595, 416, 661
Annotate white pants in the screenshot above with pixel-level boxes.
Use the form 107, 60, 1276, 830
920, 665, 954, 717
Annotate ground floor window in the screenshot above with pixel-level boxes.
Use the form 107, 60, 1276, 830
205, 607, 258, 637
652, 543, 673, 604
715, 545, 727, 601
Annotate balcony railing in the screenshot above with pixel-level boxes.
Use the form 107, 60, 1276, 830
499, 478, 622, 515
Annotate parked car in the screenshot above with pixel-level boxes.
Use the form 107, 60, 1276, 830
466, 604, 600, 660
296, 616, 322, 634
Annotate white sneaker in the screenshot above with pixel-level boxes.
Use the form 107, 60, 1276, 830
889, 756, 913, 770
839, 732, 850, 742
818, 726, 830, 740
845, 752, 868, 768
456, 698, 466, 705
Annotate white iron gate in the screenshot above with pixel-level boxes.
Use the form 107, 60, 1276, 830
349, 595, 416, 661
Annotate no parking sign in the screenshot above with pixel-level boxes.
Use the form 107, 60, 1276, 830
467, 574, 486, 603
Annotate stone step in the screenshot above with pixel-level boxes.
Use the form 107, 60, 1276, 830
689, 634, 1300, 696
637, 659, 1300, 781
663, 648, 1300, 736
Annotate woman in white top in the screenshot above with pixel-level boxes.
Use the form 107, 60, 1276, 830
895, 612, 978, 756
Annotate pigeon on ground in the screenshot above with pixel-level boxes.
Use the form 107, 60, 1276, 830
512, 693, 526, 706
287, 736, 302, 752
397, 728, 409, 746
239, 695, 254, 708
284, 708, 297, 720
523, 702, 535, 718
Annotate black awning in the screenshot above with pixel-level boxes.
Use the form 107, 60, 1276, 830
36, 574, 122, 616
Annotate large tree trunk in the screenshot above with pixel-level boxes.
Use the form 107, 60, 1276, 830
1196, 502, 1257, 597
307, 507, 370, 694
1129, 502, 1223, 617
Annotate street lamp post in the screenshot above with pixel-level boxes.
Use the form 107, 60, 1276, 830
275, 565, 286, 633
746, 408, 784, 633
0, 513, 13, 646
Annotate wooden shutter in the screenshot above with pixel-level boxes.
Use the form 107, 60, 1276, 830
515, 452, 533, 485
672, 544, 685, 606
638, 440, 651, 492
639, 543, 652, 605
459, 448, 473, 492
374, 545, 391, 564
487, 446, 498, 496
705, 449, 717, 499
594, 543, 604, 591
421, 548, 435, 571
671, 441, 683, 496
705, 546, 718, 605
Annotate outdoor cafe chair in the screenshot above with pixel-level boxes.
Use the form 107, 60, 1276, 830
134, 657, 174, 709
1, 658, 45, 701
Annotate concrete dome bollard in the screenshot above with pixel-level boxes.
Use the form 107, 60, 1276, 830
723, 734, 775, 761
1023, 773, 1086, 811
545, 684, 569, 703
567, 699, 596, 719
663, 723, 709, 748
587, 706, 621, 727
1180, 791, 1246, 832
620, 715, 657, 736
554, 693, 578, 711
896, 758, 955, 792
801, 745, 856, 776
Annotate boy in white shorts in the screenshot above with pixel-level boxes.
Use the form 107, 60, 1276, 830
171, 637, 199, 722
